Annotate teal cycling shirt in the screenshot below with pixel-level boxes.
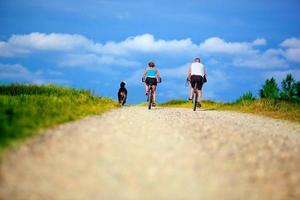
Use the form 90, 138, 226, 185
146, 68, 156, 77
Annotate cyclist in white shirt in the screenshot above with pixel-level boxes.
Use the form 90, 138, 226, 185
187, 57, 206, 107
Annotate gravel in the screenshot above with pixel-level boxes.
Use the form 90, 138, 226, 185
1, 106, 300, 200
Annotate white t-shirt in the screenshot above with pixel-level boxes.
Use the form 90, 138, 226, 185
190, 62, 205, 76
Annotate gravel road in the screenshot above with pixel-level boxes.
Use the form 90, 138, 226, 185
1, 106, 300, 200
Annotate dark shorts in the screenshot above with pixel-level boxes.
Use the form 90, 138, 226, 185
145, 77, 157, 86
191, 75, 203, 90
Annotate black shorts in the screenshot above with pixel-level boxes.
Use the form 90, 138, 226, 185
191, 75, 203, 90
145, 77, 157, 86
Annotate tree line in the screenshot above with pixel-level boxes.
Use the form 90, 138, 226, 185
237, 74, 300, 103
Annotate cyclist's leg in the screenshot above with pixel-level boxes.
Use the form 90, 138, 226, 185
190, 75, 196, 100
197, 90, 202, 102
145, 84, 149, 95
152, 85, 156, 102
189, 87, 193, 100
197, 78, 203, 104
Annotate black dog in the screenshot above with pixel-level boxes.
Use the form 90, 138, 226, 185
118, 81, 127, 105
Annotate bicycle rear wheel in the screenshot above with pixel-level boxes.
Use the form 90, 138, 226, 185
193, 83, 198, 111
148, 88, 152, 110
193, 91, 198, 111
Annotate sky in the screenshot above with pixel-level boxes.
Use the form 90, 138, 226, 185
0, 0, 300, 103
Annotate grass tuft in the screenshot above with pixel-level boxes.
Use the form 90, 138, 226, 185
0, 84, 118, 152
159, 99, 300, 123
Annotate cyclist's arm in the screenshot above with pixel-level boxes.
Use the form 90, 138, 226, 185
142, 67, 148, 78
155, 68, 160, 78
187, 64, 191, 80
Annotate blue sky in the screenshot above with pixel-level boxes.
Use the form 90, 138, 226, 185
1, 0, 300, 103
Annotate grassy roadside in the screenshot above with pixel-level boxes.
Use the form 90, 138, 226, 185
159, 99, 300, 123
0, 84, 118, 153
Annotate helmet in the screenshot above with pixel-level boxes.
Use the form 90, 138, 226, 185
148, 61, 155, 67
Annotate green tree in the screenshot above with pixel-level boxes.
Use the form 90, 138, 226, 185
280, 74, 296, 101
259, 77, 279, 99
293, 81, 300, 102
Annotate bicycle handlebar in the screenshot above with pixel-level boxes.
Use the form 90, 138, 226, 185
142, 77, 162, 83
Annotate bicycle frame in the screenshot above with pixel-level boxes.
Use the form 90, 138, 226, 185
193, 82, 198, 111
187, 77, 202, 111
147, 84, 154, 110
143, 76, 161, 110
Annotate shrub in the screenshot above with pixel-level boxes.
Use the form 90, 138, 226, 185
259, 77, 279, 99
236, 92, 256, 103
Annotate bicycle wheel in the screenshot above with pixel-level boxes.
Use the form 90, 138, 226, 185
148, 87, 152, 110
193, 83, 198, 111
193, 90, 198, 111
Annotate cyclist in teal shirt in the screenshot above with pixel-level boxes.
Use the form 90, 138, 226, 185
142, 61, 161, 107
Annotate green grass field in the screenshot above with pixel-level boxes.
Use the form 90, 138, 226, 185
0, 84, 117, 152
159, 99, 300, 123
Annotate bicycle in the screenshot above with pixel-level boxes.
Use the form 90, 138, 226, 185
186, 78, 200, 111
143, 77, 161, 110
147, 83, 155, 110
192, 82, 199, 111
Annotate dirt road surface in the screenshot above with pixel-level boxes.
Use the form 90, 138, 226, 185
1, 107, 300, 200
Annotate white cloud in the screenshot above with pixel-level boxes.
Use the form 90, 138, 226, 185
280, 37, 300, 48
284, 48, 300, 63
100, 34, 197, 55
8, 32, 96, 51
0, 42, 12, 56
0, 32, 196, 57
0, 63, 35, 81
233, 52, 288, 69
1, 32, 299, 71
279, 37, 300, 63
0, 63, 70, 85
285, 48, 300, 63
232, 47, 288, 69
0, 32, 104, 57
0, 41, 31, 57
60, 54, 141, 68
199, 37, 257, 55
252, 38, 266, 46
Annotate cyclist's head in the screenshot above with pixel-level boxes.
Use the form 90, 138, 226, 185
148, 61, 155, 67
194, 57, 201, 63
120, 81, 126, 88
